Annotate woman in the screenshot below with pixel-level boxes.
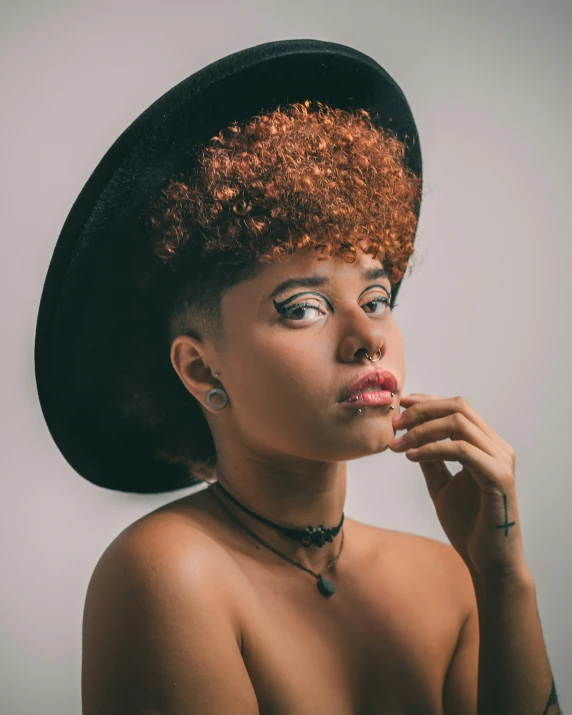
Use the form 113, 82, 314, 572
35, 39, 559, 715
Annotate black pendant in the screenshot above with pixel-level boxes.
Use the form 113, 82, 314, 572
317, 576, 336, 597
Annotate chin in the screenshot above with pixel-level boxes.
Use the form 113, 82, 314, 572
330, 433, 393, 461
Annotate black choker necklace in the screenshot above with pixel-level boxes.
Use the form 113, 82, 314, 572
213, 480, 344, 548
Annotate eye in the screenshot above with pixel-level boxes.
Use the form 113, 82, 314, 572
280, 295, 394, 323
363, 297, 393, 315
280, 301, 326, 322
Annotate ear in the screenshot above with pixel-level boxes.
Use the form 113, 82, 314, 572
169, 334, 219, 403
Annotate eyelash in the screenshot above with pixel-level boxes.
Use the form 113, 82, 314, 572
280, 296, 396, 322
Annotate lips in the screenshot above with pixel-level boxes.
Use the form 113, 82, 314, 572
339, 369, 398, 403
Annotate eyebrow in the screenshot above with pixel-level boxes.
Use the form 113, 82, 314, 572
269, 266, 390, 301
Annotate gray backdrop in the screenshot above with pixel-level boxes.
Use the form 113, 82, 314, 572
1, 0, 570, 712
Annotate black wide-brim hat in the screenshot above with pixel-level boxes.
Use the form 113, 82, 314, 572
34, 38, 423, 495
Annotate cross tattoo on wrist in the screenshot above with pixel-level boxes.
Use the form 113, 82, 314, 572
495, 493, 516, 536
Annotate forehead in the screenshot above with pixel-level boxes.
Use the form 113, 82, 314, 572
254, 246, 389, 295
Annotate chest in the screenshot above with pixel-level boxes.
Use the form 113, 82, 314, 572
234, 553, 459, 715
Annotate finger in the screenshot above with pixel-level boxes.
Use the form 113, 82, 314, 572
399, 395, 514, 456
398, 393, 437, 404
394, 413, 500, 460
395, 397, 454, 429
393, 394, 440, 427
405, 440, 509, 494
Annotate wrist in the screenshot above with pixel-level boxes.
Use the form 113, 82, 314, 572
470, 561, 535, 596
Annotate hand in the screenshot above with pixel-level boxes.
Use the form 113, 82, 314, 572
389, 393, 527, 577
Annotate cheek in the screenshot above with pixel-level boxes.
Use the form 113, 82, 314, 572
393, 331, 405, 362
230, 328, 324, 410
385, 321, 405, 360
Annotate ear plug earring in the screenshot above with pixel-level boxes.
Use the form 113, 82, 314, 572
205, 371, 228, 411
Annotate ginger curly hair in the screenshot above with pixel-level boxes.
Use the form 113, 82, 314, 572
123, 99, 423, 486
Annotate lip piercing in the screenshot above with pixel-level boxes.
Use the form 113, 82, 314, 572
355, 392, 395, 415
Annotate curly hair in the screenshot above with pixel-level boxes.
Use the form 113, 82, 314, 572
122, 99, 423, 486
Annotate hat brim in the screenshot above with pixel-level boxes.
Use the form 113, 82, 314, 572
34, 38, 422, 494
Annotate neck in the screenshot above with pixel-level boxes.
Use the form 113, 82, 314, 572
209, 456, 348, 573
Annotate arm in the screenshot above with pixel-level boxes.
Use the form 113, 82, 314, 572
81, 521, 259, 715
443, 550, 561, 715
472, 566, 561, 715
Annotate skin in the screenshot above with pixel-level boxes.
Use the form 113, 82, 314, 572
170, 245, 405, 575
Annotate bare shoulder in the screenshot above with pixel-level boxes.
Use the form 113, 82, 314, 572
82, 508, 257, 714
365, 523, 477, 625
90, 504, 246, 634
